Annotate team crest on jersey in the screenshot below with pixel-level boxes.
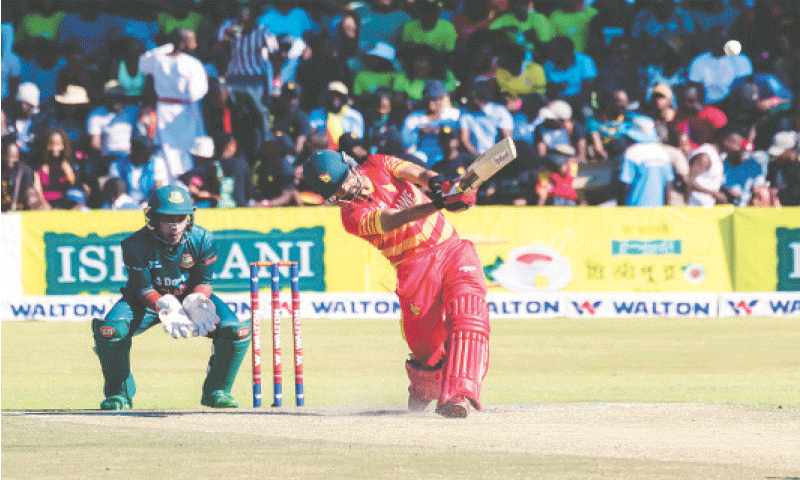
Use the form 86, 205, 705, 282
180, 254, 195, 268
100, 326, 115, 338
410, 304, 421, 314
168, 190, 185, 203
238, 327, 250, 338
319, 173, 332, 183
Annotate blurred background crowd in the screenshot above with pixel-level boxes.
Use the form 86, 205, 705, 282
2, 0, 799, 211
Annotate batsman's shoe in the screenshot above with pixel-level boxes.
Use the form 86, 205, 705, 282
201, 390, 239, 408
435, 396, 470, 418
408, 394, 433, 412
100, 395, 132, 410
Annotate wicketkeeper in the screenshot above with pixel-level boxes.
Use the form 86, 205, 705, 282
302, 149, 489, 418
92, 185, 251, 410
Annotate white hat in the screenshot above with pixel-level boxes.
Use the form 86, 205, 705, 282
189, 136, 215, 158
768, 131, 799, 156
103, 79, 126, 97
327, 81, 349, 96
365, 42, 396, 62
540, 100, 572, 120
54, 85, 90, 105
16, 82, 40, 107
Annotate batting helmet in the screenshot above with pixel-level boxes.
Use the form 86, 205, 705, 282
302, 149, 352, 199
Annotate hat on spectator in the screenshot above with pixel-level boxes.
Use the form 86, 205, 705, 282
540, 100, 572, 120
621, 115, 660, 144
189, 136, 215, 159
338, 132, 364, 152
55, 85, 90, 105
328, 81, 349, 97
103, 80, 126, 98
366, 42, 396, 62
422, 80, 447, 100
651, 83, 674, 102
16, 82, 40, 107
768, 131, 799, 156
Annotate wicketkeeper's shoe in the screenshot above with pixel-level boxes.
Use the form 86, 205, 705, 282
201, 390, 239, 408
100, 394, 132, 410
435, 396, 470, 418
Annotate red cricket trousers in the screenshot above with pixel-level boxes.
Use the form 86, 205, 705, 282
395, 237, 488, 367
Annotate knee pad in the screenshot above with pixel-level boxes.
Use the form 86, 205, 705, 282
92, 318, 129, 343
215, 318, 252, 342
440, 295, 490, 410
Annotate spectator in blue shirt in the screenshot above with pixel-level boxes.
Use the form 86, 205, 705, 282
542, 36, 596, 122
257, 1, 319, 39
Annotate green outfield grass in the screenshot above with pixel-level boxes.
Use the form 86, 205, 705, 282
2, 316, 799, 409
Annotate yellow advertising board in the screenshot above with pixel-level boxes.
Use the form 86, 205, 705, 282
733, 208, 800, 291
20, 206, 748, 295
21, 207, 374, 295
447, 206, 735, 292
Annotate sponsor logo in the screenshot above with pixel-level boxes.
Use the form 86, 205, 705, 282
238, 326, 250, 338
728, 300, 758, 315
573, 300, 601, 315
683, 263, 706, 284
44, 228, 326, 294
180, 254, 195, 269
492, 245, 573, 292
611, 240, 681, 255
100, 326, 115, 338
491, 150, 512, 167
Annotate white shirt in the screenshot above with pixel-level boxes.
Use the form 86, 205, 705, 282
87, 105, 140, 155
688, 143, 724, 207
139, 43, 208, 170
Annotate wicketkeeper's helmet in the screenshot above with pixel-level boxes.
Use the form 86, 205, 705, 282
302, 149, 352, 200
145, 185, 195, 238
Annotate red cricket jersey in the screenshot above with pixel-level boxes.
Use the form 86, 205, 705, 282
340, 154, 457, 266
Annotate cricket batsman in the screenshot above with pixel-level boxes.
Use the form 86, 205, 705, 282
302, 149, 489, 418
92, 185, 251, 410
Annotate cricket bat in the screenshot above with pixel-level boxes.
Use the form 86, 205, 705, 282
453, 137, 517, 194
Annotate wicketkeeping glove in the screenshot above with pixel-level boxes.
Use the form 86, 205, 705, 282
157, 294, 198, 338
182, 292, 219, 337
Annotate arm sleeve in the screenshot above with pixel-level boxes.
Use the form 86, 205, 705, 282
188, 60, 209, 102
192, 229, 217, 286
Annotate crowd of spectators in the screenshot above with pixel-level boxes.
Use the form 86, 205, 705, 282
2, 0, 799, 212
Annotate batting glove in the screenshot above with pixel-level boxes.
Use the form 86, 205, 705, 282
432, 178, 475, 212
157, 294, 198, 338
427, 175, 447, 209
182, 293, 219, 337
442, 188, 477, 212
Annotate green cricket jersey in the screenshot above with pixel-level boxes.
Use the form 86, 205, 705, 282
120, 225, 216, 304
